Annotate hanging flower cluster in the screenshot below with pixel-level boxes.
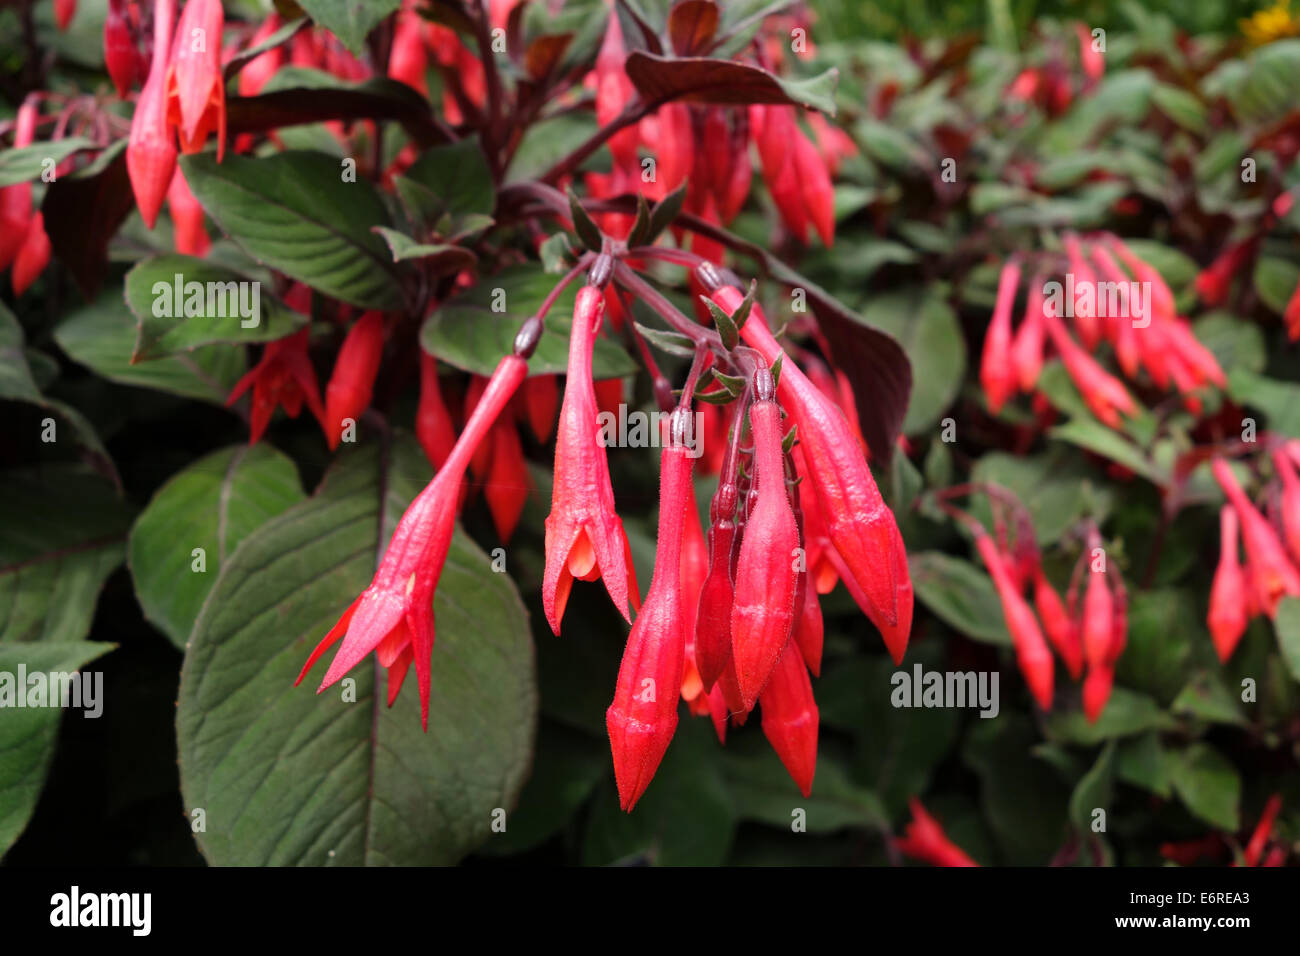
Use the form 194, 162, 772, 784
1207, 446, 1300, 660
980, 233, 1227, 429
291, 247, 914, 809
933, 484, 1127, 722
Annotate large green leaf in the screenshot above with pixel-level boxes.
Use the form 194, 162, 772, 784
176, 437, 537, 865
0, 466, 131, 645
1168, 742, 1241, 831
1254, 256, 1299, 317
180, 151, 411, 310
403, 139, 495, 220
421, 265, 638, 378
859, 289, 964, 435
128, 445, 306, 650
580, 719, 736, 865
909, 551, 1012, 647
0, 641, 117, 858
1229, 39, 1300, 126
296, 0, 402, 54
723, 746, 888, 833
0, 305, 113, 476
55, 292, 246, 405
125, 256, 307, 360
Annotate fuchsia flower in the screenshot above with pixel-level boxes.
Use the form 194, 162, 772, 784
226, 328, 328, 444
166, 0, 227, 159
980, 258, 1021, 413
729, 370, 799, 710
704, 272, 913, 663
1212, 458, 1300, 616
896, 798, 979, 867
416, 352, 456, 471
323, 311, 385, 450
543, 285, 639, 633
167, 167, 209, 256
760, 642, 819, 798
127, 0, 178, 229
607, 409, 694, 811
297, 355, 529, 728
1208, 504, 1248, 662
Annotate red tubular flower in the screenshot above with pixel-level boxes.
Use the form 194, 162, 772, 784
1243, 794, 1283, 867
1285, 279, 1300, 342
1273, 448, 1300, 566
416, 352, 456, 470
980, 258, 1021, 413
793, 127, 835, 246
606, 412, 694, 811
794, 556, 825, 677
896, 798, 979, 867
0, 101, 38, 272
167, 167, 209, 256
1034, 568, 1082, 679
752, 106, 810, 243
759, 642, 819, 796
1083, 664, 1114, 724
705, 275, 912, 663
1011, 271, 1047, 391
388, 9, 429, 95
1063, 233, 1102, 348
127, 0, 178, 229
166, 0, 226, 158
1195, 237, 1259, 307
974, 534, 1053, 709
653, 103, 693, 200
1075, 22, 1104, 86
239, 13, 285, 97
679, 477, 709, 708
1162, 318, 1226, 388
694, 473, 738, 693
730, 379, 799, 710
1108, 235, 1175, 325
1042, 307, 1135, 427
226, 328, 328, 444
1212, 458, 1300, 616
324, 311, 385, 450
594, 12, 638, 169
104, 0, 143, 98
1208, 504, 1249, 662
543, 286, 639, 633
520, 373, 559, 442
55, 0, 76, 30
11, 213, 51, 296
298, 355, 528, 728
1082, 560, 1112, 672
483, 419, 530, 542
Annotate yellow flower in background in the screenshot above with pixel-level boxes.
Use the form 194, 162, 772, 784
1241, 1, 1300, 44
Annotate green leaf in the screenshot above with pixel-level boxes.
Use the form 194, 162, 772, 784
124, 255, 307, 360
475, 723, 605, 856
403, 138, 495, 221
1042, 688, 1176, 745
1228, 368, 1300, 440
0, 306, 113, 475
645, 181, 687, 245
703, 297, 740, 350
1273, 597, 1300, 683
861, 288, 964, 435
567, 187, 604, 251
296, 0, 401, 54
180, 151, 411, 309
371, 228, 477, 273
970, 451, 1112, 546
1229, 38, 1300, 126
1169, 743, 1241, 831
624, 51, 838, 114
1116, 732, 1172, 798
581, 719, 736, 865
910, 551, 1011, 646
1253, 256, 1299, 316
633, 322, 696, 358
1068, 741, 1116, 836
1170, 670, 1248, 727
0, 466, 131, 645
128, 445, 306, 650
1150, 83, 1207, 133
1049, 417, 1162, 485
0, 138, 94, 187
55, 293, 245, 405
177, 437, 537, 865
723, 747, 888, 833
420, 265, 637, 378
0, 641, 117, 857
